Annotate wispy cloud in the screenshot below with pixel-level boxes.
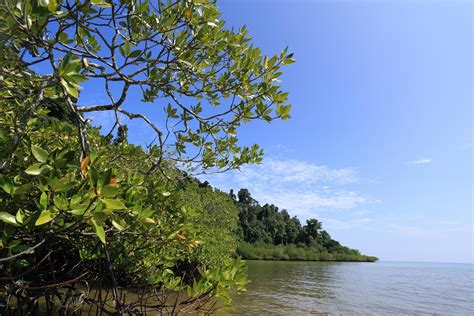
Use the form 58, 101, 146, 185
408, 158, 432, 165
204, 158, 373, 220
320, 217, 373, 230
231, 158, 358, 186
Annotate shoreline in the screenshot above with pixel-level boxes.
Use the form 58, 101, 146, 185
241, 258, 378, 262
237, 242, 378, 262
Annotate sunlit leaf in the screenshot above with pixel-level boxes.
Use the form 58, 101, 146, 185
0, 212, 19, 226
101, 184, 119, 198
38, 0, 49, 7
0, 176, 13, 194
39, 192, 48, 208
51, 178, 76, 192
103, 198, 126, 210
35, 210, 54, 226
91, 0, 111, 8
15, 210, 24, 224
142, 217, 156, 224
31, 145, 49, 163
25, 163, 48, 175
112, 219, 126, 231
91, 219, 106, 244
47, 0, 57, 13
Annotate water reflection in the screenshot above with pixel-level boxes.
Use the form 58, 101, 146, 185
220, 261, 474, 315
222, 261, 343, 315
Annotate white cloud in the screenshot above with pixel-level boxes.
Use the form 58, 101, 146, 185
203, 158, 372, 221
230, 158, 357, 186
320, 217, 373, 230
408, 158, 432, 164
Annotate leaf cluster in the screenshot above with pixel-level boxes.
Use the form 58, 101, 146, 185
0, 0, 295, 174
0, 95, 246, 311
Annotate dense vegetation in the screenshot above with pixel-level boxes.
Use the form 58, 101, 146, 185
231, 188, 377, 262
0, 92, 248, 313
0, 0, 294, 314
237, 243, 377, 262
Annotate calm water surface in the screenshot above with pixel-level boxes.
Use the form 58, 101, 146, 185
221, 261, 473, 315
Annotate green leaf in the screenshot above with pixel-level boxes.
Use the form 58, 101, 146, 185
128, 50, 142, 58
102, 198, 126, 210
142, 217, 156, 224
91, 0, 111, 8
90, 166, 99, 186
69, 208, 89, 216
93, 211, 108, 221
131, 172, 144, 185
111, 219, 126, 231
40, 192, 48, 208
47, 0, 57, 13
69, 199, 92, 216
13, 183, 33, 195
31, 145, 49, 162
61, 81, 78, 98
0, 176, 13, 194
98, 169, 112, 189
50, 178, 76, 192
25, 163, 48, 175
38, 0, 49, 7
123, 41, 130, 55
15, 210, 24, 224
276, 104, 292, 120
53, 195, 68, 210
35, 210, 54, 226
0, 212, 19, 226
90, 150, 98, 162
91, 219, 106, 244
101, 184, 119, 198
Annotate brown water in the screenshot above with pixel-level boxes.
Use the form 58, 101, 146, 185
17, 260, 474, 315
220, 260, 474, 315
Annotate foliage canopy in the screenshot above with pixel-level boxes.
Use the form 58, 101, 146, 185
1, 0, 294, 174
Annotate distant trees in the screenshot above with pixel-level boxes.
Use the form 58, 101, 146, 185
305, 219, 323, 238
236, 242, 377, 262
232, 189, 377, 262
232, 188, 329, 246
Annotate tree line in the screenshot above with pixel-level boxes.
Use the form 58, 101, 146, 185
231, 188, 377, 261
193, 181, 377, 262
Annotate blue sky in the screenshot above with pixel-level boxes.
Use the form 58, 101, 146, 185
81, 0, 473, 263
201, 0, 473, 263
